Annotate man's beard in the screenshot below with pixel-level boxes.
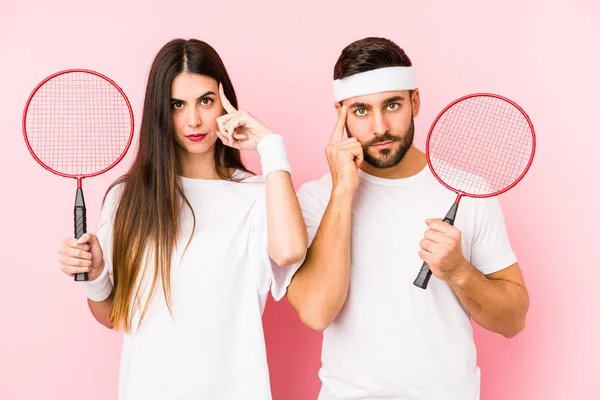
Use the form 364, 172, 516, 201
348, 118, 415, 169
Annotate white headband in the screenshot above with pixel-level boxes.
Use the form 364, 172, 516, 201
332, 66, 416, 102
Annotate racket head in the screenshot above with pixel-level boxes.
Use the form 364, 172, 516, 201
22, 69, 134, 180
425, 93, 536, 199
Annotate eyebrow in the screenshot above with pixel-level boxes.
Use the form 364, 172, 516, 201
348, 95, 405, 110
170, 91, 217, 102
348, 102, 370, 110
382, 95, 405, 104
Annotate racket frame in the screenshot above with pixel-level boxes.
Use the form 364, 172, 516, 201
414, 93, 536, 289
22, 69, 134, 281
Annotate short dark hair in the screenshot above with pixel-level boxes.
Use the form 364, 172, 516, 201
333, 37, 412, 80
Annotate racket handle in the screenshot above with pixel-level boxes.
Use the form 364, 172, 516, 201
74, 188, 88, 282
413, 202, 459, 290
414, 261, 433, 289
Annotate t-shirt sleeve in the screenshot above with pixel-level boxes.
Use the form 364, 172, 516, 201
469, 196, 518, 275
253, 178, 329, 301
95, 184, 122, 286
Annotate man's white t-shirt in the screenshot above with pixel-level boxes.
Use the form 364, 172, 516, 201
95, 171, 299, 400
295, 166, 517, 400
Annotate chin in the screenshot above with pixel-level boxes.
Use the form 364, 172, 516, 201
365, 152, 405, 169
187, 147, 213, 155
177, 139, 217, 156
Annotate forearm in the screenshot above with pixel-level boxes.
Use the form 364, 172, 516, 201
287, 188, 354, 331
87, 291, 114, 329
265, 171, 308, 266
450, 263, 529, 338
84, 262, 114, 329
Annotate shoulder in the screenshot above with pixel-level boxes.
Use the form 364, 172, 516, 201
297, 173, 332, 199
295, 173, 333, 218
238, 171, 265, 185
237, 171, 334, 202
221, 171, 269, 210
102, 181, 126, 212
97, 181, 126, 226
234, 171, 267, 197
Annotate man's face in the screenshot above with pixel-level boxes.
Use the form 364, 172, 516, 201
339, 89, 419, 169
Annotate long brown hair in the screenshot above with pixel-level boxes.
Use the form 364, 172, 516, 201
107, 38, 252, 331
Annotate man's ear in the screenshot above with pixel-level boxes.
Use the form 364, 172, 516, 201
334, 101, 343, 117
411, 88, 421, 118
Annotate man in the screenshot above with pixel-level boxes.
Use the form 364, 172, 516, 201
286, 37, 529, 399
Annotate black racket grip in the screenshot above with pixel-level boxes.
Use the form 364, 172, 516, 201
413, 260, 434, 289
74, 188, 88, 282
413, 203, 459, 290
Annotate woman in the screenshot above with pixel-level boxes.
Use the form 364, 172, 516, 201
57, 38, 308, 399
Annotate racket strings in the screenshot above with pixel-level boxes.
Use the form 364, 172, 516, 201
24, 71, 132, 176
429, 96, 533, 195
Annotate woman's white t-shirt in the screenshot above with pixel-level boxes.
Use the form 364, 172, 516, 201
95, 171, 300, 400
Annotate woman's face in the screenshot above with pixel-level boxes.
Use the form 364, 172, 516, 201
170, 72, 224, 157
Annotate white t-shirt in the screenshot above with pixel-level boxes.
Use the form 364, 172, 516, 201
295, 166, 517, 400
95, 171, 299, 400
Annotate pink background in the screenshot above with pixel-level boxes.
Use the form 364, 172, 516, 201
1, 0, 598, 399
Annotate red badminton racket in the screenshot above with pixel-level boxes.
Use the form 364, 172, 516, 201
22, 69, 134, 281
414, 93, 535, 289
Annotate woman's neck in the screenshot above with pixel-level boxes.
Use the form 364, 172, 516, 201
177, 148, 221, 180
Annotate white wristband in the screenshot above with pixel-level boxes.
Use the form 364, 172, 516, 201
84, 263, 113, 302
257, 134, 292, 177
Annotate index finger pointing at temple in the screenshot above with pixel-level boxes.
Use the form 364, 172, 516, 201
330, 105, 348, 144
219, 82, 237, 114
